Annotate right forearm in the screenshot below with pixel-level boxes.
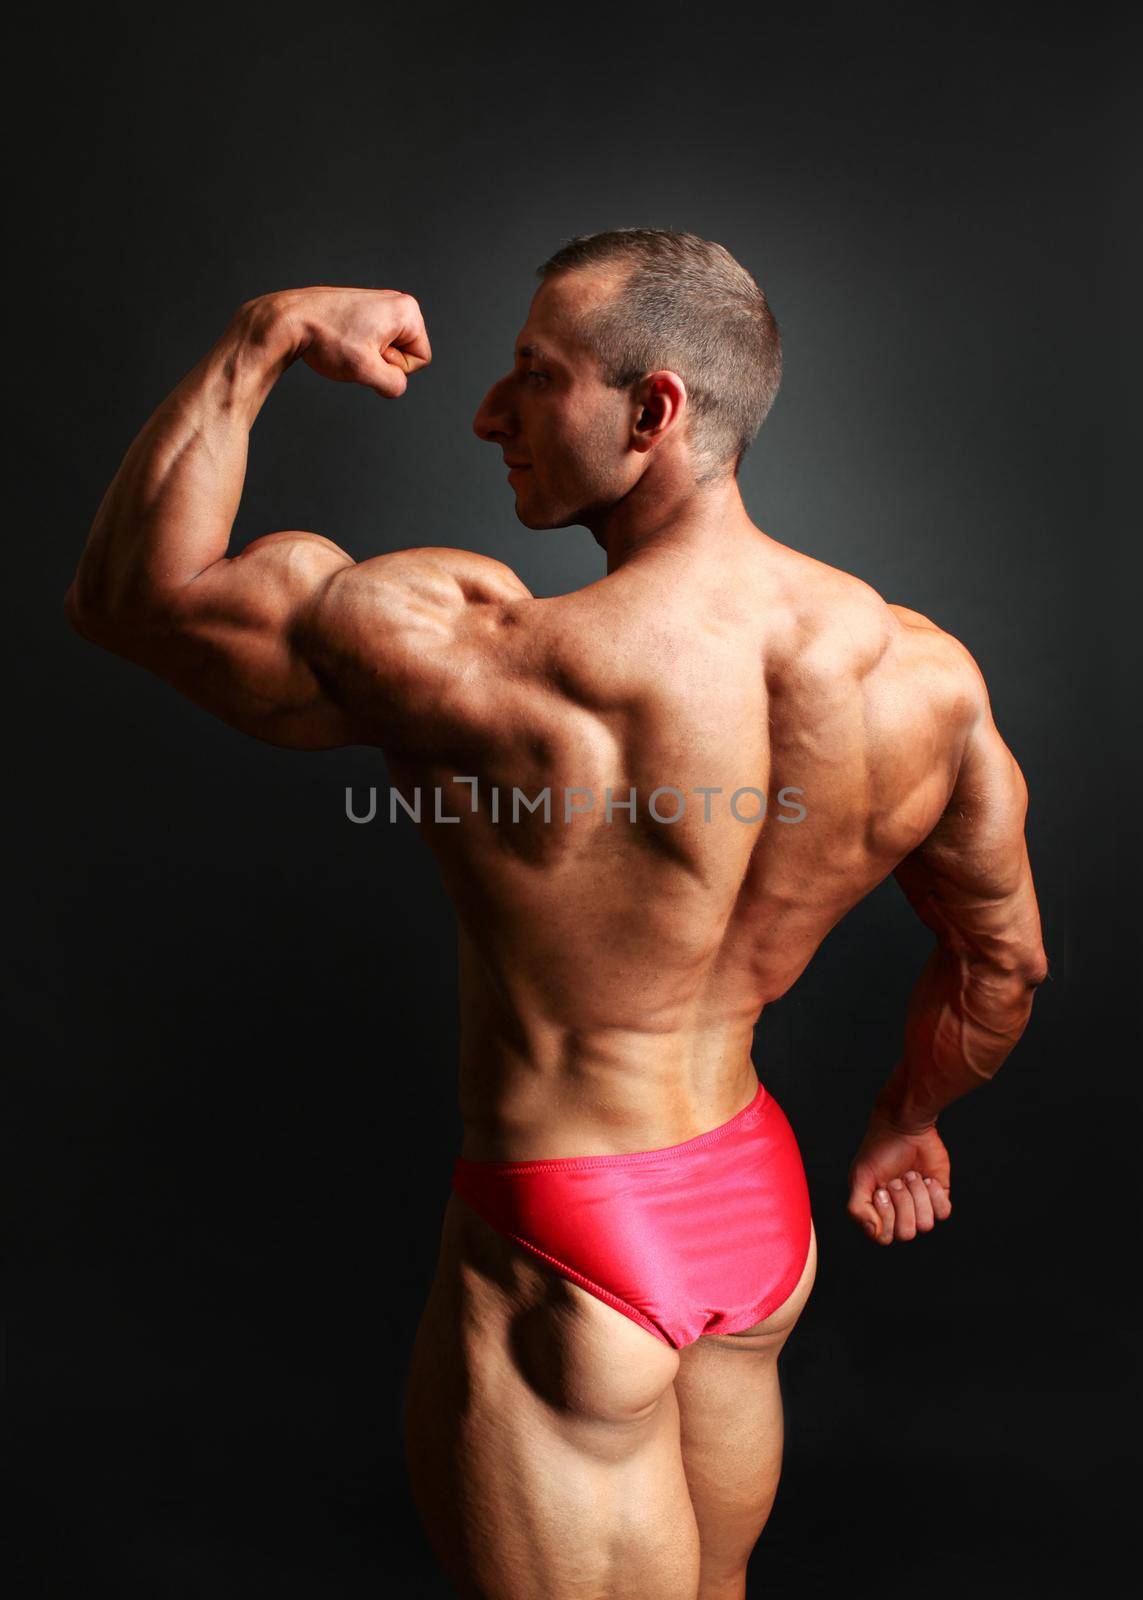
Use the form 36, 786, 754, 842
873, 939, 1046, 1132
66, 297, 300, 635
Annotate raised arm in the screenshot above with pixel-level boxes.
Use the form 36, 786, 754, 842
64, 287, 528, 749
848, 641, 1049, 1244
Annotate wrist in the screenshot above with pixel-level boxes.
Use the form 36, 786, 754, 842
234, 293, 306, 363
871, 1065, 938, 1135
215, 297, 301, 424
869, 1103, 937, 1137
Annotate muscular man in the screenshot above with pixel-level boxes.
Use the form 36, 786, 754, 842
65, 228, 1048, 1600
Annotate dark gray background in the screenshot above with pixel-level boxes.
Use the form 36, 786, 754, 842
9, 3, 1139, 1594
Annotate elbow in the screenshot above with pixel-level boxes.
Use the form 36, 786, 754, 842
1022, 949, 1050, 989
63, 580, 96, 640
992, 949, 1050, 995
64, 574, 174, 650
966, 945, 1049, 999
975, 927, 1051, 992
64, 578, 122, 646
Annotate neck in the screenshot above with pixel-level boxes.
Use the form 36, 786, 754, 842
593, 471, 756, 574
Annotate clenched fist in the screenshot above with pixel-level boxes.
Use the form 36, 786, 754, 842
847, 1114, 953, 1245
252, 286, 432, 398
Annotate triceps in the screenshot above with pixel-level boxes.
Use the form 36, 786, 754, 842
126, 531, 359, 746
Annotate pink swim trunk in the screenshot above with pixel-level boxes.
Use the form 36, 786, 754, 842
450, 1078, 812, 1350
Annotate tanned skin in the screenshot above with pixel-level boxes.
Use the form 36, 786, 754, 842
66, 273, 1048, 1600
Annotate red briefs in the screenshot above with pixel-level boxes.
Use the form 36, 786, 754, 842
450, 1078, 812, 1350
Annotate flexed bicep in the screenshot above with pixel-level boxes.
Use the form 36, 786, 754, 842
65, 288, 440, 747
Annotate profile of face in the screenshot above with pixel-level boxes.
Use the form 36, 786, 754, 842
473, 269, 671, 531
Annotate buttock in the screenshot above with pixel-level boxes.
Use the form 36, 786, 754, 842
450, 1078, 813, 1351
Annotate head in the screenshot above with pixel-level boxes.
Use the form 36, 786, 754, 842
472, 227, 782, 532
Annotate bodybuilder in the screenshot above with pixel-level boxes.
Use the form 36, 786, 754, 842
65, 229, 1048, 1600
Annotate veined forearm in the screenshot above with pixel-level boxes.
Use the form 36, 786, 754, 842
67, 300, 297, 627
873, 939, 1045, 1131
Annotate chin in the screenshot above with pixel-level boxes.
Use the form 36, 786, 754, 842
514, 507, 561, 531
509, 479, 583, 531
511, 489, 559, 531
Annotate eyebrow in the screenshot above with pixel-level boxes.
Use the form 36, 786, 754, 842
515, 342, 557, 365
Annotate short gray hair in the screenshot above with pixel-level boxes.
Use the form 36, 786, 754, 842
536, 227, 782, 482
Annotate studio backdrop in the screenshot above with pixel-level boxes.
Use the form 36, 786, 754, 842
8, 4, 1136, 1595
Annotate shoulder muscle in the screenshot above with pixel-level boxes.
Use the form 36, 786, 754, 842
305, 546, 535, 744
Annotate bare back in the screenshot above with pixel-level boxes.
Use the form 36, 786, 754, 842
348, 530, 977, 1158
63, 287, 1029, 1170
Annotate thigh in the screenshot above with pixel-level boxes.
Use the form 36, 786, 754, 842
403, 1192, 703, 1600
673, 1223, 818, 1585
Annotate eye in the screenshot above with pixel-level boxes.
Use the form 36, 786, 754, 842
524, 369, 548, 385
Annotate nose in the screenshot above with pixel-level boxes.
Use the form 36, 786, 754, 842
472, 372, 516, 444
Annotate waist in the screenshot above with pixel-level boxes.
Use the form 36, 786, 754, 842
457, 1030, 762, 1161
456, 1076, 769, 1171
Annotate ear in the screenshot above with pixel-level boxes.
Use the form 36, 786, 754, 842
631, 370, 687, 454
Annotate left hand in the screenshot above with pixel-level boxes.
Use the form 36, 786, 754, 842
267, 286, 433, 398
847, 1114, 953, 1245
